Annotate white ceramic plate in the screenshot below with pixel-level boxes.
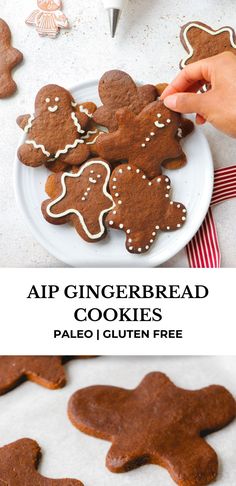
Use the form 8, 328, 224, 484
14, 80, 214, 267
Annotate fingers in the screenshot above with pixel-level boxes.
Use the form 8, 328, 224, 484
161, 59, 211, 99
163, 91, 208, 115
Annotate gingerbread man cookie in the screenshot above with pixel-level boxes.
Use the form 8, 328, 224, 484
42, 159, 114, 242
17, 85, 97, 169
106, 164, 186, 254
68, 372, 236, 486
0, 356, 93, 395
93, 70, 157, 132
0, 19, 23, 98
180, 21, 236, 68
26, 0, 69, 38
95, 100, 186, 179
0, 439, 83, 485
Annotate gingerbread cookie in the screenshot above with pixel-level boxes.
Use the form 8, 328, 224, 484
93, 70, 157, 132
180, 21, 236, 68
68, 372, 236, 486
106, 165, 186, 253
0, 19, 23, 98
0, 439, 83, 485
42, 159, 114, 242
95, 100, 186, 179
17, 85, 97, 169
26, 0, 69, 38
0, 356, 94, 395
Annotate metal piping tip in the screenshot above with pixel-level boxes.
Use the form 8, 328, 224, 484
108, 8, 120, 37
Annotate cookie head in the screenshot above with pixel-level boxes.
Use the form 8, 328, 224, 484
37, 0, 62, 11
35, 84, 73, 115
0, 18, 11, 44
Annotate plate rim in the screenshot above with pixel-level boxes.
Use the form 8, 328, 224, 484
13, 79, 214, 267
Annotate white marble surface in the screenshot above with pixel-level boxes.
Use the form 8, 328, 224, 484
1, 0, 236, 267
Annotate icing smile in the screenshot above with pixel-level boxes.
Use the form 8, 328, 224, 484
48, 105, 59, 112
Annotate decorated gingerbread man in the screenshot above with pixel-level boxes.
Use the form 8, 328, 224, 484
17, 84, 97, 169
26, 0, 69, 38
106, 164, 186, 254
42, 159, 115, 242
0, 19, 23, 98
95, 100, 187, 179
68, 372, 236, 486
0, 439, 83, 485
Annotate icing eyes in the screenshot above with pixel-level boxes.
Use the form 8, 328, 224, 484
45, 98, 50, 103
55, 97, 60, 102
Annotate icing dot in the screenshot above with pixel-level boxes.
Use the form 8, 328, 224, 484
136, 169, 140, 173
115, 193, 119, 197
112, 186, 117, 189
146, 137, 150, 142
84, 192, 88, 196
119, 224, 124, 229
141, 143, 146, 148
177, 224, 181, 228
170, 201, 174, 205
148, 182, 152, 186
128, 238, 132, 243
166, 119, 171, 123
152, 232, 156, 236
127, 166, 132, 170
87, 187, 91, 192
45, 98, 50, 103
109, 221, 114, 225
155, 225, 160, 230
113, 210, 117, 215
167, 226, 170, 230
145, 245, 149, 250
119, 169, 123, 173
142, 175, 146, 179
129, 246, 133, 251
150, 239, 154, 243
182, 216, 186, 221
118, 200, 122, 205
177, 204, 181, 208
113, 177, 117, 181
166, 185, 170, 189
55, 97, 60, 102
183, 209, 187, 213
138, 248, 142, 252
150, 132, 155, 136
82, 197, 86, 201
157, 113, 162, 118
97, 174, 101, 178
165, 178, 169, 182
90, 170, 94, 174
165, 194, 169, 198
157, 178, 161, 182
127, 229, 131, 234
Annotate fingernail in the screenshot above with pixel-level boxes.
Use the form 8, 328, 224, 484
163, 94, 178, 110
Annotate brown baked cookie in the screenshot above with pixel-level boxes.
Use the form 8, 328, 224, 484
0, 438, 83, 485
106, 164, 186, 253
0, 19, 23, 98
0, 356, 93, 395
180, 21, 236, 68
68, 372, 236, 486
42, 159, 114, 242
17, 84, 97, 169
93, 70, 157, 132
95, 100, 186, 178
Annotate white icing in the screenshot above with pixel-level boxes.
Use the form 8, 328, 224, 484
46, 160, 115, 240
71, 101, 77, 107
24, 114, 35, 133
181, 23, 236, 68
55, 97, 60, 102
85, 133, 102, 145
71, 112, 85, 134
48, 105, 59, 112
81, 130, 98, 140
26, 140, 50, 157
54, 138, 84, 159
154, 121, 165, 128
46, 98, 50, 103
89, 177, 97, 184
177, 128, 183, 138
79, 105, 94, 118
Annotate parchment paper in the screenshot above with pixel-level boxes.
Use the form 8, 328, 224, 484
0, 356, 235, 485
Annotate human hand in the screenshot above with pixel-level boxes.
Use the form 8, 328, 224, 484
161, 52, 236, 138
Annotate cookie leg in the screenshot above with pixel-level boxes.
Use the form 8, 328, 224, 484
162, 153, 187, 170
158, 437, 218, 486
24, 357, 66, 389
17, 143, 49, 167
58, 144, 90, 166
106, 439, 147, 473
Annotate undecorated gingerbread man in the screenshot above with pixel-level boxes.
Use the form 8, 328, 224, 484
17, 84, 97, 169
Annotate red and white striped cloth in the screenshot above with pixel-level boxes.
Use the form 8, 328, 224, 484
186, 165, 236, 268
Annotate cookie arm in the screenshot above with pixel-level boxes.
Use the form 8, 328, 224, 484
0, 357, 23, 395
191, 385, 236, 433
16, 114, 31, 130
23, 357, 66, 389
